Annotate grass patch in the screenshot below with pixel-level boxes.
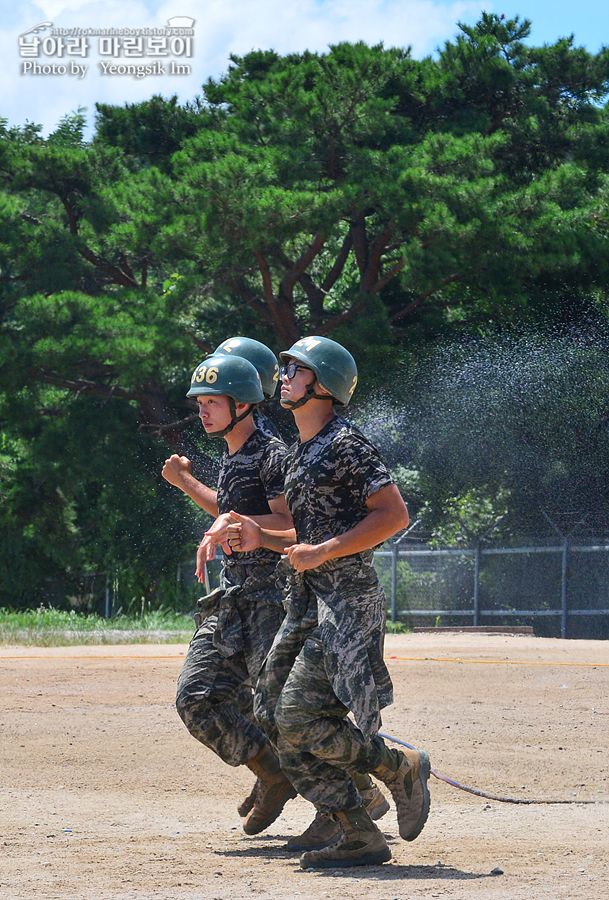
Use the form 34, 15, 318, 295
0, 606, 194, 647
0, 607, 410, 647
385, 621, 411, 634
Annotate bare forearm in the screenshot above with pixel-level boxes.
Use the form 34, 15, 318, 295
175, 474, 219, 517
259, 527, 297, 554
317, 505, 408, 562
287, 486, 409, 572
251, 512, 293, 532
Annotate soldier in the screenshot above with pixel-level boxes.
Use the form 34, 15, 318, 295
162, 337, 283, 510
164, 350, 296, 836
162, 337, 284, 821
226, 336, 431, 868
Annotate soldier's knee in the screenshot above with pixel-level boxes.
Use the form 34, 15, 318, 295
175, 681, 212, 725
175, 683, 191, 723
275, 693, 315, 744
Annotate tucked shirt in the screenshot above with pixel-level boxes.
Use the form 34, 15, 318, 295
217, 428, 287, 565
276, 416, 396, 737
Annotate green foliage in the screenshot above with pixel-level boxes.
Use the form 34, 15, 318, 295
384, 621, 411, 634
0, 606, 194, 646
4, 16, 609, 609
94, 94, 203, 169
47, 108, 88, 148
428, 487, 511, 547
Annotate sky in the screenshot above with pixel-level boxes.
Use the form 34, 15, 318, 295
1, 0, 609, 138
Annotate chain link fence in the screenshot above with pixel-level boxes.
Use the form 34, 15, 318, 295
94, 539, 609, 640
374, 538, 609, 639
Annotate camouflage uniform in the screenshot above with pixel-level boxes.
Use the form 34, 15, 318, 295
253, 408, 283, 440
176, 429, 286, 767
254, 416, 396, 811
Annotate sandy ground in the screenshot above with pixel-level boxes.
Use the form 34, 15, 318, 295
1, 632, 608, 900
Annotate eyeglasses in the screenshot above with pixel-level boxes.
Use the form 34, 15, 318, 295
278, 362, 312, 380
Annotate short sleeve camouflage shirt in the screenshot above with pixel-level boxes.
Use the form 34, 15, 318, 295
283, 416, 394, 545
253, 409, 283, 439
217, 429, 287, 565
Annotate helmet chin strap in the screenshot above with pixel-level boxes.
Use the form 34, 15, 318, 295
280, 380, 334, 410
207, 400, 254, 438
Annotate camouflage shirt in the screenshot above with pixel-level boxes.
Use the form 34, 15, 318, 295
278, 416, 395, 737
217, 428, 287, 566
253, 409, 283, 440
283, 416, 394, 546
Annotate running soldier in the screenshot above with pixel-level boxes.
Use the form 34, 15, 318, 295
163, 349, 296, 835
226, 337, 431, 868
162, 337, 284, 821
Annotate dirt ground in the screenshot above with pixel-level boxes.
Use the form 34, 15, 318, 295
1, 632, 608, 900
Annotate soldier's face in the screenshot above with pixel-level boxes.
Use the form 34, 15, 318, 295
196, 394, 232, 433
280, 360, 316, 405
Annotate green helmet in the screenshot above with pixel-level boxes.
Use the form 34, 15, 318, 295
280, 336, 358, 407
187, 355, 264, 437
213, 337, 279, 398
187, 354, 264, 403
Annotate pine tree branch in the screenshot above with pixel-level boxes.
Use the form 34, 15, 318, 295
138, 413, 199, 435
189, 333, 215, 354
252, 252, 301, 344
322, 231, 353, 293
350, 212, 369, 275
34, 369, 138, 401
316, 294, 368, 334
391, 272, 466, 322
57, 193, 140, 288
279, 230, 326, 297
360, 226, 394, 291
369, 257, 408, 294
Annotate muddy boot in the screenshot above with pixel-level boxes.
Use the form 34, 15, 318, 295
287, 808, 338, 852
287, 781, 390, 852
299, 806, 391, 869
237, 779, 259, 818
243, 745, 297, 836
373, 747, 430, 841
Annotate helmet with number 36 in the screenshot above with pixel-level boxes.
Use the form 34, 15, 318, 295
186, 354, 264, 404
280, 336, 358, 407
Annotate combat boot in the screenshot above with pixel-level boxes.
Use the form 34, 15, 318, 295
237, 779, 259, 817
373, 747, 431, 841
362, 783, 391, 820
287, 784, 389, 852
243, 744, 297, 835
299, 806, 391, 869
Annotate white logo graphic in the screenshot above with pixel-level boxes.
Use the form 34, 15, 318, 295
167, 17, 195, 28
20, 22, 53, 37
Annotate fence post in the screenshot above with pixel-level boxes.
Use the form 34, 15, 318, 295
391, 540, 398, 623
473, 541, 481, 626
387, 521, 420, 624
561, 537, 568, 639
104, 572, 111, 619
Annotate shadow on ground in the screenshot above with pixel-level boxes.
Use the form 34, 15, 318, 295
214, 836, 497, 882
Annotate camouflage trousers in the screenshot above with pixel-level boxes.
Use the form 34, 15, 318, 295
176, 561, 285, 767
254, 554, 393, 812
